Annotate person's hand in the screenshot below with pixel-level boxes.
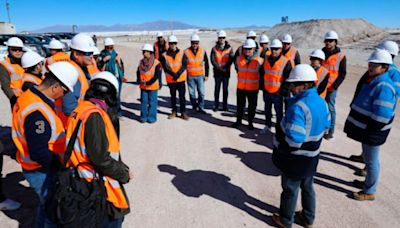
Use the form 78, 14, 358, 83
128, 170, 134, 180
204, 76, 209, 81
103, 56, 111, 61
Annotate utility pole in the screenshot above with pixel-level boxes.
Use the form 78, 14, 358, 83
6, 0, 11, 23
72, 24, 78, 33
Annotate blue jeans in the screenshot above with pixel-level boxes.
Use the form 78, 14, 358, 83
362, 144, 380, 194
187, 76, 205, 110
280, 174, 316, 226
263, 92, 283, 128
23, 170, 56, 228
102, 216, 124, 228
140, 89, 158, 123
325, 90, 337, 135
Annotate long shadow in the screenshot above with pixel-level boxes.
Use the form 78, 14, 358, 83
158, 164, 278, 226
221, 148, 280, 176
0, 126, 16, 160
239, 129, 274, 149
1, 172, 37, 228
319, 152, 361, 172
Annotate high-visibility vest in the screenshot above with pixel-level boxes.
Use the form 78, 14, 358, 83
46, 52, 70, 66
163, 51, 187, 83
154, 41, 168, 59
322, 52, 345, 91
259, 47, 271, 58
12, 89, 65, 171
283, 46, 298, 63
87, 58, 100, 77
315, 66, 329, 98
263, 55, 289, 93
213, 46, 232, 71
0, 57, 24, 97
22, 72, 42, 88
185, 47, 205, 76
139, 59, 160, 90
236, 55, 262, 91
66, 101, 129, 209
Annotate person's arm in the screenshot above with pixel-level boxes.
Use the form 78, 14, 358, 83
210, 48, 220, 70
317, 73, 329, 95
22, 82, 35, 92
84, 112, 130, 184
331, 55, 347, 90
204, 51, 209, 77
279, 62, 293, 96
283, 105, 307, 149
160, 55, 176, 77
0, 65, 15, 100
136, 66, 140, 84
368, 84, 397, 131
259, 66, 265, 90
146, 64, 162, 85
62, 81, 81, 116
294, 51, 301, 65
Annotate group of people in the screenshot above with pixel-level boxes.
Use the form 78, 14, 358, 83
0, 34, 132, 227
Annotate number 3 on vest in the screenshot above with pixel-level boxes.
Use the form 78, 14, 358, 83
35, 120, 45, 134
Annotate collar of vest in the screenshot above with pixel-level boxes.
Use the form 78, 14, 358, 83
30, 86, 55, 109
26, 71, 42, 78
7, 55, 22, 65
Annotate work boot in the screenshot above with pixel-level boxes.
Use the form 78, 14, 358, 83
349, 154, 364, 163
295, 211, 313, 228
181, 113, 190, 120
353, 180, 364, 189
168, 111, 177, 119
352, 191, 375, 201
323, 133, 334, 140
272, 213, 289, 228
197, 108, 207, 114
231, 121, 242, 128
0, 198, 21, 211
354, 168, 367, 177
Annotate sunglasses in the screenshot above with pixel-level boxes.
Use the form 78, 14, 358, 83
78, 51, 93, 56
169, 42, 177, 45
218, 37, 226, 39
282, 43, 291, 45
271, 48, 281, 51
10, 47, 23, 52
368, 62, 383, 68
324, 39, 335, 43
105, 46, 113, 50
191, 42, 199, 45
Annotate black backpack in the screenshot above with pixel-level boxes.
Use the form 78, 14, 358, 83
45, 120, 107, 228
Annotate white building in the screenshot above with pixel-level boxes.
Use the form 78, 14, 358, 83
0, 22, 16, 34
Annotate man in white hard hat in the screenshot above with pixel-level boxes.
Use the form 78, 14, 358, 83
65, 72, 132, 226
154, 32, 168, 60
232, 39, 263, 130
12, 61, 79, 227
344, 49, 396, 201
21, 51, 45, 91
160, 35, 189, 120
259, 34, 271, 59
309, 49, 330, 98
210, 30, 234, 111
184, 34, 209, 114
281, 34, 301, 66
234, 30, 259, 60
260, 39, 292, 134
136, 44, 162, 123
45, 39, 69, 66
87, 46, 100, 76
321, 30, 347, 140
272, 64, 330, 228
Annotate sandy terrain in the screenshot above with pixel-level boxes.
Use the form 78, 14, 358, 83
0, 27, 400, 228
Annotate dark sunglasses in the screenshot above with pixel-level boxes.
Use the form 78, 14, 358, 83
191, 42, 199, 45
324, 39, 335, 43
169, 42, 177, 45
105, 46, 113, 50
78, 51, 93, 56
271, 48, 281, 51
310, 57, 322, 61
10, 47, 23, 52
282, 43, 291, 45
218, 37, 226, 39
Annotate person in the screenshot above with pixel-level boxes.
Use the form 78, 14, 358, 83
232, 39, 263, 130
160, 35, 189, 120
92, 34, 97, 46
21, 51, 45, 92
12, 62, 79, 227
210, 30, 234, 112
309, 49, 330, 98
272, 64, 330, 228
137, 44, 162, 123
260, 39, 292, 134
234, 31, 259, 60
154, 31, 168, 88
45, 39, 69, 66
259, 34, 271, 59
184, 34, 209, 113
281, 34, 301, 66
66, 72, 132, 227
88, 46, 100, 76
343, 49, 397, 201
322, 30, 347, 140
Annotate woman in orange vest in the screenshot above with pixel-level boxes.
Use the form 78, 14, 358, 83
309, 49, 330, 98
66, 72, 132, 227
21, 51, 45, 92
137, 44, 162, 123
232, 39, 263, 130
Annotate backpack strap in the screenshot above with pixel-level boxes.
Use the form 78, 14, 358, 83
63, 120, 82, 167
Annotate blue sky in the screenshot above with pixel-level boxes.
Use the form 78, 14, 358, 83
1, 0, 399, 31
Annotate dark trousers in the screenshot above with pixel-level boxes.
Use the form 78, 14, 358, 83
236, 89, 258, 124
214, 76, 229, 109
168, 82, 186, 114
0, 151, 4, 202
263, 91, 283, 128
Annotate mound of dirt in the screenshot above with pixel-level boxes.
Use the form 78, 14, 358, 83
267, 18, 387, 48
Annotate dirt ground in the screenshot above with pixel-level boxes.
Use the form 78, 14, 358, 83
0, 30, 400, 228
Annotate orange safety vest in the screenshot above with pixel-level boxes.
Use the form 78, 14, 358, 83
263, 55, 289, 93
259, 47, 271, 58
322, 52, 345, 92
139, 59, 160, 90
12, 89, 65, 171
154, 41, 168, 59
0, 57, 24, 97
66, 101, 129, 209
236, 55, 262, 91
163, 51, 187, 84
185, 47, 205, 76
87, 58, 100, 77
213, 46, 232, 71
315, 66, 329, 98
22, 72, 43, 88
46, 51, 70, 66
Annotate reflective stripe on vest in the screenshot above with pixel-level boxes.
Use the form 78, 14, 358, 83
284, 47, 298, 62
213, 46, 232, 70
315, 66, 329, 98
22, 73, 42, 87
0, 58, 24, 96
139, 59, 160, 90
46, 52, 70, 66
236, 55, 261, 91
163, 51, 187, 83
323, 52, 344, 90
263, 56, 288, 93
185, 48, 205, 76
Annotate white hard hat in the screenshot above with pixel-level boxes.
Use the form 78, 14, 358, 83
191, 34, 200, 42
104, 37, 115, 46
21, 51, 44, 68
368, 49, 393, 65
4, 37, 24, 48
48, 62, 79, 92
281, 34, 292, 43
91, 71, 119, 94
325, 30, 339, 40
247, 30, 257, 38
270, 39, 283, 48
71, 33, 95, 53
142, 43, 154, 52
287, 64, 317, 82
48, 39, 64, 50
243, 39, 256, 49
217, 30, 227, 38
377, 40, 399, 56
157, 31, 164, 37
309, 49, 325, 61
92, 46, 100, 55
168, 35, 178, 43
259, 34, 270, 44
